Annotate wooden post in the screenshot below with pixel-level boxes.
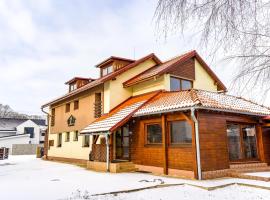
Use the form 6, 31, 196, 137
256, 125, 266, 162
162, 114, 168, 175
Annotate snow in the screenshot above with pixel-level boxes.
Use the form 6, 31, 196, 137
245, 172, 270, 178
1, 156, 270, 200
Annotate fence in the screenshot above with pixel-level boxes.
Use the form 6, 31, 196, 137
0, 147, 9, 160
12, 144, 43, 155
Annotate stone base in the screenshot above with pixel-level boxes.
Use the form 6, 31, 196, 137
202, 169, 231, 179
46, 156, 87, 167
135, 164, 195, 179
87, 161, 137, 173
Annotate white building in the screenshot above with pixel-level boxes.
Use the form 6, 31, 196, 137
0, 118, 47, 153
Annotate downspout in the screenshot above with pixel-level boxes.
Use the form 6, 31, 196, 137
105, 132, 110, 172
191, 108, 202, 180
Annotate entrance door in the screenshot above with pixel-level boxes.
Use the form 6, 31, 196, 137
227, 124, 258, 162
115, 127, 130, 160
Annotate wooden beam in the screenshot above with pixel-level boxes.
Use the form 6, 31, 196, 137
263, 123, 270, 127
256, 125, 266, 162
162, 114, 168, 175
191, 112, 198, 179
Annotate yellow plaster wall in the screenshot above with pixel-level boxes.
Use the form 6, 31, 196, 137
47, 131, 92, 160
193, 59, 218, 91
132, 76, 165, 96
103, 59, 157, 113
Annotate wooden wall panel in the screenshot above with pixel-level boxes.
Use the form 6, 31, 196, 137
167, 58, 195, 80
262, 127, 270, 164
130, 114, 194, 171
198, 111, 259, 172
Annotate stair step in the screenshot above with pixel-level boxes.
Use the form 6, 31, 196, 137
233, 167, 270, 173
230, 163, 268, 169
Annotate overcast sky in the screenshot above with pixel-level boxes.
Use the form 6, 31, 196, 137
0, 0, 268, 115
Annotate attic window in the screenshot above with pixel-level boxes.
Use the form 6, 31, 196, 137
102, 65, 113, 76
70, 83, 77, 92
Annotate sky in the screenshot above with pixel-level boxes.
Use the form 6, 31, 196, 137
0, 0, 268, 115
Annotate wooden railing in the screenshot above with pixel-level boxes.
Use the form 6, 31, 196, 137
89, 144, 107, 162
94, 101, 102, 118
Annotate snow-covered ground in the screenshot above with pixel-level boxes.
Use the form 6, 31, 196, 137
1, 156, 270, 200
245, 172, 270, 178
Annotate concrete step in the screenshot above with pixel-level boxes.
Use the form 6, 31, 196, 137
230, 162, 268, 170
232, 166, 270, 173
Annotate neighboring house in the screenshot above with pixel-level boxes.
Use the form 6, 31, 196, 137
0, 118, 47, 153
42, 50, 270, 180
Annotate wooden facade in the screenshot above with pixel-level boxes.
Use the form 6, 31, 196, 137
125, 110, 269, 178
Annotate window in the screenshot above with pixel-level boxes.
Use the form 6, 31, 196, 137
65, 132, 70, 142
51, 108, 55, 126
102, 65, 113, 76
66, 103, 70, 113
170, 77, 192, 91
70, 83, 77, 92
146, 124, 162, 144
83, 135, 90, 147
74, 100, 79, 110
170, 121, 192, 145
57, 133, 62, 147
41, 131, 46, 136
227, 123, 258, 161
24, 127, 34, 138
73, 131, 79, 141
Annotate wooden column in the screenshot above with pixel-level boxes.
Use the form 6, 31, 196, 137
162, 114, 168, 175
256, 125, 266, 162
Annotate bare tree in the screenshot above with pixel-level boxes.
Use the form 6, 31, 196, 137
154, 0, 270, 101
0, 104, 14, 118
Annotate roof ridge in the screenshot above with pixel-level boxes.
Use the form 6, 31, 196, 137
163, 50, 196, 63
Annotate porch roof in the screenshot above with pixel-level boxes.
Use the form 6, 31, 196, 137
80, 91, 160, 135
134, 89, 270, 117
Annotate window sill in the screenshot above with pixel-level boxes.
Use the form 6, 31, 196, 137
144, 144, 162, 148
169, 144, 192, 148
82, 145, 90, 148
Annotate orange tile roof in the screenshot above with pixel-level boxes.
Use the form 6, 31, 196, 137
123, 50, 227, 91
134, 90, 270, 117
80, 91, 160, 134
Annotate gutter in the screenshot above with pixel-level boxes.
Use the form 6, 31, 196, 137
190, 108, 202, 180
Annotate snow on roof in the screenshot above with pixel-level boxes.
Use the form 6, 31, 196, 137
134, 90, 270, 117
81, 101, 146, 134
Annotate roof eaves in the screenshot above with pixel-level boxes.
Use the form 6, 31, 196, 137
109, 90, 162, 132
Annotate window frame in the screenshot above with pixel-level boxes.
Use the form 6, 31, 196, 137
73, 131, 79, 141
144, 122, 163, 145
168, 120, 192, 146
65, 132, 70, 142
170, 76, 193, 91
74, 100, 79, 110
65, 103, 70, 113
57, 133, 62, 147
83, 135, 90, 147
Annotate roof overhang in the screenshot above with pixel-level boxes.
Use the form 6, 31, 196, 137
134, 106, 269, 118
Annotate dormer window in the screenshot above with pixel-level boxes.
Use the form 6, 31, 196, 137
70, 83, 77, 92
170, 76, 193, 91
102, 65, 113, 76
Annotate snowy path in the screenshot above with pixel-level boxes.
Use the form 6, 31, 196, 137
1, 156, 270, 200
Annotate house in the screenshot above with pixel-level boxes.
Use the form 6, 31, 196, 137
42, 50, 270, 180
0, 118, 47, 154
